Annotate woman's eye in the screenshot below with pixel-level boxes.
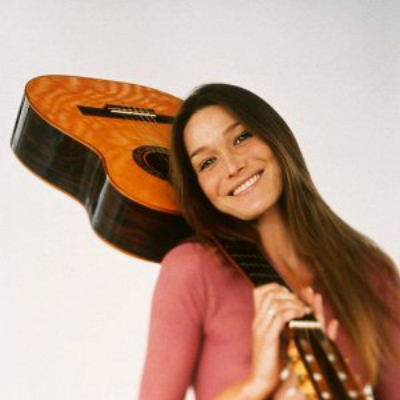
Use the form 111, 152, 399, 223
234, 131, 252, 145
199, 158, 215, 171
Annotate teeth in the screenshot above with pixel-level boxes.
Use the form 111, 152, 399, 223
232, 173, 260, 196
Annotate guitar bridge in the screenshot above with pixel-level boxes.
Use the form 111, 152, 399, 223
78, 104, 174, 124
107, 104, 156, 118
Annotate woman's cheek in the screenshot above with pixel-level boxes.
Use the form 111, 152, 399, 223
199, 173, 216, 197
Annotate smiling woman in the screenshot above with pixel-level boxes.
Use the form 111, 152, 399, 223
139, 84, 400, 399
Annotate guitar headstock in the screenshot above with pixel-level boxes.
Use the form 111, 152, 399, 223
286, 320, 373, 399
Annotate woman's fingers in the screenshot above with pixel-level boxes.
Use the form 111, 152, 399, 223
326, 319, 339, 341
312, 293, 325, 330
254, 285, 309, 322
258, 284, 339, 342
255, 284, 306, 311
254, 302, 310, 338
253, 283, 289, 312
299, 286, 339, 341
299, 286, 325, 326
253, 284, 312, 340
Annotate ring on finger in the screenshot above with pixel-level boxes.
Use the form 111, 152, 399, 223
267, 308, 276, 318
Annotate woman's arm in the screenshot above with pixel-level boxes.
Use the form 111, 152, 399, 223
139, 246, 206, 400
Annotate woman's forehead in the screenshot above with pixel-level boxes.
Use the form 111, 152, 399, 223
183, 105, 241, 151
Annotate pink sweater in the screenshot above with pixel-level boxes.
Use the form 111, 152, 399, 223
139, 242, 399, 399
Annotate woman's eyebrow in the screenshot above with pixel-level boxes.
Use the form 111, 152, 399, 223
189, 121, 240, 160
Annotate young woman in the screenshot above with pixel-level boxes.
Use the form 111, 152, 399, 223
139, 84, 399, 399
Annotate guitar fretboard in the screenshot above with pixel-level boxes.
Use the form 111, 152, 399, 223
213, 236, 286, 287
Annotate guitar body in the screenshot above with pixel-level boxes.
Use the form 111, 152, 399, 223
11, 75, 192, 262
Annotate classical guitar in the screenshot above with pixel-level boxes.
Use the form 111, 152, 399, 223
11, 75, 192, 262
11, 75, 372, 399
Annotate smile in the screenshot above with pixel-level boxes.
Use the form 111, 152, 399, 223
231, 172, 262, 196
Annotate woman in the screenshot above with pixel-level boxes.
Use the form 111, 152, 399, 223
139, 84, 399, 399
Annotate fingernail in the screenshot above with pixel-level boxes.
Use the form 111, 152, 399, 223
334, 320, 339, 330
287, 386, 297, 397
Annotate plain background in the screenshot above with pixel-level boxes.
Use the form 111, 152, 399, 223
1, 1, 399, 399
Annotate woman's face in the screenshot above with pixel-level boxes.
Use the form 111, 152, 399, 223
184, 105, 282, 221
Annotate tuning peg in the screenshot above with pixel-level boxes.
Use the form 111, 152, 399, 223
305, 354, 314, 363
337, 371, 347, 381
363, 384, 374, 399
347, 390, 359, 398
312, 372, 322, 382
327, 353, 336, 362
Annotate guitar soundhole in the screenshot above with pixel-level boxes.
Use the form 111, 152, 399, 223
133, 146, 170, 181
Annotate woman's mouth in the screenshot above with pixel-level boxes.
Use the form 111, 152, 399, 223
231, 171, 262, 196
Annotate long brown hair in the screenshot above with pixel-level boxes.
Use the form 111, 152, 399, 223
169, 83, 399, 382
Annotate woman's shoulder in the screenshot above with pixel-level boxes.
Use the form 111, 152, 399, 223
161, 239, 221, 267
160, 239, 236, 285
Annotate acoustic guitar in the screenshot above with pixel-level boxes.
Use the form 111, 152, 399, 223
11, 74, 192, 262
11, 75, 372, 399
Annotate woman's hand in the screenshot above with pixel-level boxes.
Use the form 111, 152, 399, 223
299, 286, 339, 341
249, 283, 312, 397
249, 284, 339, 399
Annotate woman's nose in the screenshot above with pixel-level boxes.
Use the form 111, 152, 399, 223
224, 153, 246, 177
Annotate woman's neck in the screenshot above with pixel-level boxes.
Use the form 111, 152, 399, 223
256, 205, 313, 290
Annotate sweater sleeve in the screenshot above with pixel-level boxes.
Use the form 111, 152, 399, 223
139, 243, 207, 400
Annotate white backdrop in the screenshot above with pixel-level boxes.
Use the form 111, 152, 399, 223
1, 1, 399, 399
